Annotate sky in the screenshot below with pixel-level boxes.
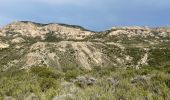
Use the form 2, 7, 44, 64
0, 0, 170, 31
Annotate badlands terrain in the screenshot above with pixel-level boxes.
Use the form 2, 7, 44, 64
0, 21, 170, 71
0, 21, 170, 100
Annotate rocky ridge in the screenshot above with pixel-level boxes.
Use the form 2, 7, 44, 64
0, 21, 170, 71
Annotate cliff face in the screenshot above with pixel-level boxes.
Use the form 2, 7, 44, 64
0, 21, 170, 71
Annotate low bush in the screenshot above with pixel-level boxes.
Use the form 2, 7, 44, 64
0, 66, 170, 99
65, 70, 80, 81
30, 66, 63, 79
39, 77, 60, 92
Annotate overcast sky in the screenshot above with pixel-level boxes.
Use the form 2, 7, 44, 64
0, 0, 170, 31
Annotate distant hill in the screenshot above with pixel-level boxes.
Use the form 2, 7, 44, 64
0, 21, 169, 71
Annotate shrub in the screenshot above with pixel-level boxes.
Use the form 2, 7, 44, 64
65, 70, 80, 81
44, 32, 63, 42
30, 66, 63, 79
39, 78, 60, 92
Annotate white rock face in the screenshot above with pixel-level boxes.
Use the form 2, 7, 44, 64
44, 24, 94, 40
1, 21, 95, 40
159, 32, 170, 38
108, 28, 154, 38
0, 32, 5, 36
0, 42, 9, 49
111, 26, 150, 30
23, 52, 46, 68
156, 27, 170, 32
71, 42, 103, 70
2, 22, 47, 38
136, 53, 148, 69
140, 53, 148, 65
21, 41, 106, 70
30, 42, 46, 51
11, 37, 25, 44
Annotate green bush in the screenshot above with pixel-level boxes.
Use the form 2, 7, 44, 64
39, 77, 60, 92
65, 70, 80, 81
1, 65, 170, 99
30, 66, 63, 79
44, 32, 63, 42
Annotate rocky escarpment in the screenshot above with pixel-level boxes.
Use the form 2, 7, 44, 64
0, 21, 170, 71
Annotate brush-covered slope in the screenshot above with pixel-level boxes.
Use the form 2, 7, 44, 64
0, 21, 170, 71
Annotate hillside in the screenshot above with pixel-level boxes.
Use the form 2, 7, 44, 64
0, 21, 169, 71
0, 21, 170, 99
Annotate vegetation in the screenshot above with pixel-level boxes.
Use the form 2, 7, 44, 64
44, 32, 63, 42
1, 20, 170, 99
0, 65, 170, 99
148, 48, 170, 66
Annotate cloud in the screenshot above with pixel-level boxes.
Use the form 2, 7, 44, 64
0, 0, 170, 30
0, 0, 95, 8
